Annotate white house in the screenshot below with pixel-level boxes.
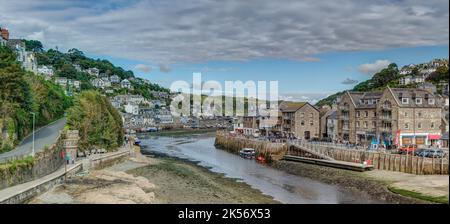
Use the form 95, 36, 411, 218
73, 80, 81, 89
37, 65, 54, 77
86, 68, 99, 77
91, 78, 105, 88
121, 79, 131, 89
55, 77, 68, 88
399, 75, 425, 85
125, 103, 139, 115
110, 75, 121, 84
74, 64, 82, 72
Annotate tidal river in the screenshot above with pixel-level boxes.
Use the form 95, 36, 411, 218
138, 133, 380, 204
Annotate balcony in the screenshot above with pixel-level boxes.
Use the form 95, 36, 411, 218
381, 105, 392, 110
341, 116, 349, 121
342, 126, 350, 131
380, 115, 392, 120
340, 106, 349, 111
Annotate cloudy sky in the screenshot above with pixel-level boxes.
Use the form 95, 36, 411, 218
1, 0, 448, 103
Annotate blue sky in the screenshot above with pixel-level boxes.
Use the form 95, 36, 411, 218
93, 45, 449, 102
1, 0, 448, 103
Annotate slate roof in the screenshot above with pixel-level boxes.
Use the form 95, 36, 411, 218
390, 88, 439, 108
279, 101, 307, 112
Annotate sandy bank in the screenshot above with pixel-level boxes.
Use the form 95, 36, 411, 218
30, 153, 277, 204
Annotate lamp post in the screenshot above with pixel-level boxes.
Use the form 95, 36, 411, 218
30, 112, 35, 157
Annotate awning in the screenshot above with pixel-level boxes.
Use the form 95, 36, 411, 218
428, 134, 441, 140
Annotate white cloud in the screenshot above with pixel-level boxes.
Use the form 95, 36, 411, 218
134, 64, 151, 73
159, 64, 171, 73
358, 60, 391, 75
0, 0, 447, 65
341, 78, 359, 85
280, 92, 331, 104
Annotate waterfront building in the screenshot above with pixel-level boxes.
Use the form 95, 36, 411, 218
279, 101, 320, 140
377, 87, 442, 147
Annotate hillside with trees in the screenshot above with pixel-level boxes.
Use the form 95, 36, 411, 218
0, 46, 72, 153
30, 41, 170, 97
66, 91, 124, 151
316, 61, 449, 106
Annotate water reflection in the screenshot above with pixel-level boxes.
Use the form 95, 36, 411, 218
140, 134, 381, 204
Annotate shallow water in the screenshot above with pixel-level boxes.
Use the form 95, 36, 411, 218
139, 133, 382, 204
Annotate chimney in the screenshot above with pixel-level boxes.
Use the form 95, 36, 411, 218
1, 28, 9, 40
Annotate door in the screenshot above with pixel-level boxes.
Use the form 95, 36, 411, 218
304, 131, 310, 140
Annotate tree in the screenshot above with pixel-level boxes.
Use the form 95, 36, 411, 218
67, 91, 124, 151
23, 39, 44, 52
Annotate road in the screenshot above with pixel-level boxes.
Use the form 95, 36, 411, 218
0, 118, 66, 162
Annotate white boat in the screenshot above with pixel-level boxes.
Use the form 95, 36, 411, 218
239, 148, 256, 159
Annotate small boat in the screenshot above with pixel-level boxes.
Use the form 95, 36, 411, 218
256, 155, 266, 164
134, 138, 141, 145
239, 148, 256, 159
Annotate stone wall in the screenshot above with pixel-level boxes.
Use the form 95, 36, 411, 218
0, 135, 65, 190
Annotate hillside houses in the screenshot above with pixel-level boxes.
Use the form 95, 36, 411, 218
121, 79, 131, 89
37, 65, 54, 78
86, 68, 99, 77
398, 59, 449, 86
4, 36, 37, 73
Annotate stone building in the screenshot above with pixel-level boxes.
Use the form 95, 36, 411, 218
280, 101, 320, 139
337, 91, 382, 145
377, 87, 442, 147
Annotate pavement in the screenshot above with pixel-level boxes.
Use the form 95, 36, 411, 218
0, 162, 81, 203
0, 118, 66, 162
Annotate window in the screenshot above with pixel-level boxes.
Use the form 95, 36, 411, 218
404, 123, 409, 129
300, 113, 305, 117
402, 98, 409, 104
365, 111, 368, 117
301, 121, 305, 126
415, 98, 422, 104
356, 121, 360, 127
309, 113, 313, 118
364, 121, 368, 128
418, 123, 422, 129
310, 120, 314, 126
374, 112, 377, 117
428, 98, 435, 105
356, 111, 360, 117
404, 112, 408, 117
417, 112, 422, 118
372, 121, 376, 127
431, 122, 435, 128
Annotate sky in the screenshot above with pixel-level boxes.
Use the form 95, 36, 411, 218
0, 0, 448, 103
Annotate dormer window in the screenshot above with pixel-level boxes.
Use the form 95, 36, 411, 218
428, 98, 435, 105
415, 98, 422, 105
402, 98, 409, 104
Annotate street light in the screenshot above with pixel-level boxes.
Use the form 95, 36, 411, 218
30, 112, 35, 157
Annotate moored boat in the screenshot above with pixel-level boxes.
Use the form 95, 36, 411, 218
239, 148, 256, 159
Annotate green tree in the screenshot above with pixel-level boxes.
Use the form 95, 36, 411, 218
67, 91, 124, 151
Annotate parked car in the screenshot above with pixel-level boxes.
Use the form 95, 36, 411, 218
398, 144, 417, 155
418, 149, 446, 158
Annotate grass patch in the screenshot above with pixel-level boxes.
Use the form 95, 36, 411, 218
389, 187, 449, 204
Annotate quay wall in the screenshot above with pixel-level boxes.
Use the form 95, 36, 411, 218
214, 132, 287, 162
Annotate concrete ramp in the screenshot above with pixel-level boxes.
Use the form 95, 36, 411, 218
283, 155, 374, 172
